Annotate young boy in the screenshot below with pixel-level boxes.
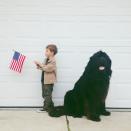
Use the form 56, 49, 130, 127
35, 44, 58, 112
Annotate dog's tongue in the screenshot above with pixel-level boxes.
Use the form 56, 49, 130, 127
99, 66, 105, 70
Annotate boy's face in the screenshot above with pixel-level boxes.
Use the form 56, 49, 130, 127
45, 48, 54, 58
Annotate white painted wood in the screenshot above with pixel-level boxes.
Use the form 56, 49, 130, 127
0, 0, 131, 107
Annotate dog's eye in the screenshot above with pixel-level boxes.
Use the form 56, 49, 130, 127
99, 66, 105, 70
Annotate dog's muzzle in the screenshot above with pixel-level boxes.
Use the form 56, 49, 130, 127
99, 66, 105, 71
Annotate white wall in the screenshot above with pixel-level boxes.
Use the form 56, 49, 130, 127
0, 0, 131, 107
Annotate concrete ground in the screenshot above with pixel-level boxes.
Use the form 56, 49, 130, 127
0, 109, 131, 131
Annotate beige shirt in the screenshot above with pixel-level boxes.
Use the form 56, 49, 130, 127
41, 57, 57, 84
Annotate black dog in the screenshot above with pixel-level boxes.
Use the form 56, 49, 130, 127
49, 51, 112, 122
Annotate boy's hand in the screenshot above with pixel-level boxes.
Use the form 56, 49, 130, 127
34, 61, 42, 69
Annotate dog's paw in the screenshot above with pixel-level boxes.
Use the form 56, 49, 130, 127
73, 114, 83, 118
89, 115, 101, 122
101, 110, 111, 116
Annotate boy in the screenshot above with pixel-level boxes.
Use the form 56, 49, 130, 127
35, 44, 58, 112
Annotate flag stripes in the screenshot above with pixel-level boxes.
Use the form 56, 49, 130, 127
9, 51, 26, 73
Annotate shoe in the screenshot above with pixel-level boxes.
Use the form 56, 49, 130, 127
40, 109, 47, 111
36, 108, 47, 113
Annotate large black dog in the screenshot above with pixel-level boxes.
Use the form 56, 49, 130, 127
49, 51, 112, 122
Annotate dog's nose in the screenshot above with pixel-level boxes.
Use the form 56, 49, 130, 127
99, 66, 105, 70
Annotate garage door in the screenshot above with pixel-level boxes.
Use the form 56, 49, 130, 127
0, 0, 131, 108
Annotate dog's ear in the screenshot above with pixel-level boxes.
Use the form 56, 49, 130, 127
108, 57, 112, 69
108, 69, 112, 77
90, 56, 93, 60
85, 56, 94, 71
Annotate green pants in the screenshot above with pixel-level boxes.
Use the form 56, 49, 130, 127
42, 84, 54, 110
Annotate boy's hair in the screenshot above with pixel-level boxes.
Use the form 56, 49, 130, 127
46, 44, 58, 55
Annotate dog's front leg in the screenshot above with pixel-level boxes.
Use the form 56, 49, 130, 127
84, 99, 101, 122
100, 102, 111, 116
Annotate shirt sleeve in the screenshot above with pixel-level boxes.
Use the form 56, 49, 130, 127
41, 61, 56, 72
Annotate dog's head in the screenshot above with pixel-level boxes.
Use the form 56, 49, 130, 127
85, 51, 112, 77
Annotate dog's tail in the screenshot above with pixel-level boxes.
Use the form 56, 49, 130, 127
49, 106, 65, 117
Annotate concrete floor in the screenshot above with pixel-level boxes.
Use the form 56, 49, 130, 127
0, 109, 131, 131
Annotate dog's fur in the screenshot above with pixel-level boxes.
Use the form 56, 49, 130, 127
49, 51, 112, 122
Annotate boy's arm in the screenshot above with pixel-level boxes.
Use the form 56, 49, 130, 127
34, 60, 56, 72
34, 61, 42, 69
41, 61, 56, 72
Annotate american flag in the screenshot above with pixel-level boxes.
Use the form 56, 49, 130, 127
9, 51, 26, 73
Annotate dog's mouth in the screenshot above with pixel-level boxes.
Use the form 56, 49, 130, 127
99, 66, 105, 71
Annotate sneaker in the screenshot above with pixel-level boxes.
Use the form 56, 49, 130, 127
36, 108, 47, 113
